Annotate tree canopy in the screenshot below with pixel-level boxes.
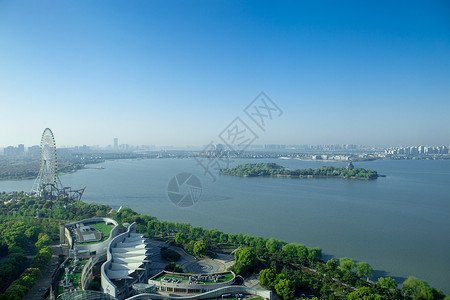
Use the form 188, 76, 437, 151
347, 287, 382, 300
356, 262, 374, 280
275, 278, 295, 300
233, 247, 258, 277
258, 268, 277, 290
378, 277, 397, 289
402, 276, 434, 300
340, 257, 355, 272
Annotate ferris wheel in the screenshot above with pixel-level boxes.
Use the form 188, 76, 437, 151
40, 128, 58, 186
31, 128, 61, 195
31, 128, 85, 200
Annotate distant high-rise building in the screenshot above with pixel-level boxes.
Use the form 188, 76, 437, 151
4, 146, 17, 156
418, 145, 424, 154
27, 145, 40, 157
114, 138, 118, 150
18, 144, 24, 154
4, 145, 26, 156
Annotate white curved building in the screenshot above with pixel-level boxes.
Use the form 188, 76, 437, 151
101, 222, 151, 299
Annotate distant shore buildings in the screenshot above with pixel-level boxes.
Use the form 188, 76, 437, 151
386, 145, 449, 155
1, 142, 449, 158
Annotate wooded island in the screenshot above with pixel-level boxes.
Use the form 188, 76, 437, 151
220, 163, 379, 180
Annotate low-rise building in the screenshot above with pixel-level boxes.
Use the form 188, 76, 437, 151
61, 217, 119, 259
149, 271, 236, 295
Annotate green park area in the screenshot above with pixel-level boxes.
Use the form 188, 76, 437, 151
91, 222, 113, 236
79, 236, 108, 245
77, 222, 113, 244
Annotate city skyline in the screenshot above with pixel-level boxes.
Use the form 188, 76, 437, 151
2, 140, 449, 152
1, 1, 449, 147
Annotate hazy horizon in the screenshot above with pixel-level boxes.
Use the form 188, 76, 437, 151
1, 1, 449, 147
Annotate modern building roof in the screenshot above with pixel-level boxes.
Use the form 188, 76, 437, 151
105, 233, 149, 280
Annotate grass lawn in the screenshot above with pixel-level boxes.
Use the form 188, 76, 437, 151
80, 235, 109, 245
91, 222, 113, 236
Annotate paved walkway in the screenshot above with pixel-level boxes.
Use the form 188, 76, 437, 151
172, 247, 233, 274
244, 274, 263, 290
184, 258, 226, 273
146, 239, 170, 276
146, 241, 235, 275
25, 244, 65, 300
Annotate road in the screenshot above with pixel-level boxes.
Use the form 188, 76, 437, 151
24, 244, 66, 300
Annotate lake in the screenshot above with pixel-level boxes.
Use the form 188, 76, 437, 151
1, 158, 449, 293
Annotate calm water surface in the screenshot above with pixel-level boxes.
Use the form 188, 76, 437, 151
1, 158, 449, 292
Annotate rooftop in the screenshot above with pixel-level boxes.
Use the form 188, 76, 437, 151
151, 271, 235, 286
106, 233, 150, 280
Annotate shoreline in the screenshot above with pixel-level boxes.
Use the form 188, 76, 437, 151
0, 164, 99, 182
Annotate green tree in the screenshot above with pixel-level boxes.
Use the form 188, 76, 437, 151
378, 277, 397, 289
326, 258, 338, 272
355, 262, 373, 280
282, 243, 308, 262
275, 278, 295, 300
402, 276, 433, 300
233, 247, 258, 276
9, 246, 25, 255
282, 243, 298, 256
2, 283, 29, 300
175, 232, 187, 245
165, 262, 184, 273
347, 287, 381, 300
431, 288, 445, 300
31, 246, 52, 270
193, 240, 207, 257
340, 257, 355, 272
307, 247, 322, 264
35, 233, 51, 250
18, 268, 42, 288
235, 247, 257, 266
24, 226, 41, 240
266, 238, 283, 254
5, 231, 27, 248
258, 268, 277, 290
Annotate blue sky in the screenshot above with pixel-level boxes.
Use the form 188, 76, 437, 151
1, 0, 449, 147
